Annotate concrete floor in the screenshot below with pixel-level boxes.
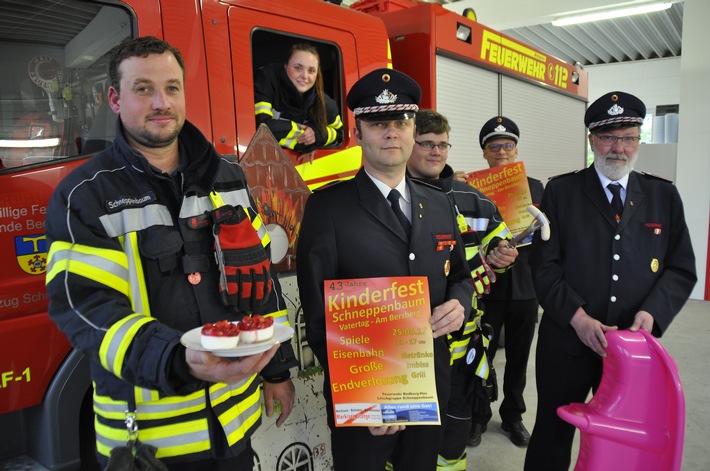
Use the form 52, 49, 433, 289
466, 299, 709, 471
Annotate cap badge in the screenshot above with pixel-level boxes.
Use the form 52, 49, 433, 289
375, 89, 397, 104
607, 104, 624, 116
494, 124, 507, 133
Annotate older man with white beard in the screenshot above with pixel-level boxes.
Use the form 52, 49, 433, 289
524, 91, 697, 471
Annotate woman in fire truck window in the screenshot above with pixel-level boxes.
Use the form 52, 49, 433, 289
254, 43, 344, 154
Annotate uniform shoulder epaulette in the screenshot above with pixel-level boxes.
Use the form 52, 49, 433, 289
548, 169, 581, 181
313, 179, 347, 192
410, 178, 444, 192
640, 171, 673, 184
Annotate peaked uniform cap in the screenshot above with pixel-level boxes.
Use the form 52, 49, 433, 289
346, 68, 421, 121
479, 116, 519, 148
585, 91, 646, 131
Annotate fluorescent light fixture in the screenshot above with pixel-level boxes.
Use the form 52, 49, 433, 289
552, 2, 672, 26
0, 138, 60, 148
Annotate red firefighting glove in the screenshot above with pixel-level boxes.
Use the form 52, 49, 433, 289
211, 204, 272, 313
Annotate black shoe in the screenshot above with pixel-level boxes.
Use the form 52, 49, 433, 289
502, 421, 530, 447
467, 422, 487, 447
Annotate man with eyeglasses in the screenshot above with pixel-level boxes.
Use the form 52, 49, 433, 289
525, 91, 696, 471
407, 109, 518, 469
465, 116, 544, 449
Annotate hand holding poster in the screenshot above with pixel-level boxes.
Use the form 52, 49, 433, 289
466, 161, 534, 244
324, 276, 440, 427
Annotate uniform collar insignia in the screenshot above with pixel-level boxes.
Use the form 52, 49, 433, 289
494, 124, 507, 132
607, 104, 624, 116
375, 89, 397, 104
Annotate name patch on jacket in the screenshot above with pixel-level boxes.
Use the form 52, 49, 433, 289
434, 233, 456, 251
105, 192, 157, 212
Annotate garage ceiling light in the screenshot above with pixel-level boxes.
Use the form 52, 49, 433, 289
552, 2, 672, 26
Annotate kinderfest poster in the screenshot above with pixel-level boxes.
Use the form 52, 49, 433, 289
324, 276, 440, 427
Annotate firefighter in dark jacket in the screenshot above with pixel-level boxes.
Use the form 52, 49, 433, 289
45, 36, 297, 469
406, 109, 517, 470
254, 43, 343, 153
524, 91, 697, 471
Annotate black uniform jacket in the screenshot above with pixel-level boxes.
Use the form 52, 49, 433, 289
531, 165, 696, 355
297, 168, 473, 382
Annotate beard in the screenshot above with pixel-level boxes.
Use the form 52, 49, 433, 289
593, 147, 637, 181
123, 113, 182, 149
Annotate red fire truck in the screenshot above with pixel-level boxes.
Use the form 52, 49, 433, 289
0, 1, 587, 469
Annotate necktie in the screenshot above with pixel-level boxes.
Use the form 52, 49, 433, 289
387, 189, 411, 237
608, 183, 623, 222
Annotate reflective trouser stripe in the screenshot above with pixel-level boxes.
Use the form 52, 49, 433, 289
437, 452, 467, 470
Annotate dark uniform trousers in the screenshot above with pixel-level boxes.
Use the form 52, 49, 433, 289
297, 169, 473, 471
475, 177, 543, 425
525, 166, 696, 471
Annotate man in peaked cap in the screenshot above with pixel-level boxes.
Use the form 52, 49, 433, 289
467, 116, 543, 449
297, 69, 474, 470
525, 91, 696, 470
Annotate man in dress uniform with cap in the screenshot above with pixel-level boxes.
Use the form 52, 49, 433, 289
469, 116, 543, 448
297, 69, 473, 471
524, 91, 696, 471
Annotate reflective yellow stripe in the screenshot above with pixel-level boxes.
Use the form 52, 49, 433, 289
329, 115, 343, 129
325, 126, 337, 146
95, 417, 211, 459
209, 190, 225, 208
267, 308, 290, 326
46, 241, 130, 296
254, 101, 273, 117
437, 451, 467, 470
279, 122, 302, 150
99, 314, 155, 378
221, 385, 262, 445
481, 221, 511, 248
119, 232, 151, 316
295, 145, 363, 190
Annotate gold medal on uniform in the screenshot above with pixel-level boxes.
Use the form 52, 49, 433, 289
444, 260, 450, 276
650, 258, 659, 273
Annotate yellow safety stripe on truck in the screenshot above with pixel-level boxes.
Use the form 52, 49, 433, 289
295, 145, 363, 190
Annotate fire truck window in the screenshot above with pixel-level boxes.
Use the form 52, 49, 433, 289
252, 31, 344, 151
0, 1, 130, 170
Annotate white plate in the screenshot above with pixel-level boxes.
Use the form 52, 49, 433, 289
181, 323, 294, 357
